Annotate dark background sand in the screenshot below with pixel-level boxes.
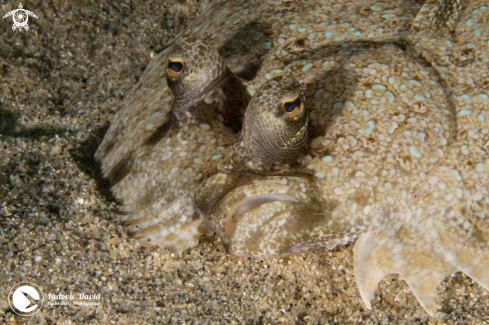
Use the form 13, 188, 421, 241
0, 0, 488, 323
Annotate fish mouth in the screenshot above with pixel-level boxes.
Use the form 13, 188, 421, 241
209, 176, 318, 241
223, 193, 298, 237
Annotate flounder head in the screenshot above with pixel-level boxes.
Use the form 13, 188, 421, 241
234, 76, 308, 169
166, 36, 228, 106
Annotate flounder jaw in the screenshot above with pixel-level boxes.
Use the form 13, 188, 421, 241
205, 175, 377, 258
238, 75, 308, 169
207, 175, 318, 244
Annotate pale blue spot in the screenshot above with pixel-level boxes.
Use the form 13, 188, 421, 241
480, 94, 489, 99
325, 32, 332, 37
149, 89, 156, 94
387, 91, 395, 101
308, 34, 316, 39
452, 169, 462, 181
460, 110, 472, 115
265, 73, 271, 79
447, 40, 452, 46
335, 36, 346, 41
151, 112, 160, 118
217, 146, 225, 150
461, 94, 470, 98
467, 19, 473, 26
383, 14, 393, 18
289, 24, 296, 29
233, 19, 240, 24
302, 63, 313, 72
145, 123, 153, 130
345, 100, 354, 106
193, 26, 200, 32
370, 5, 378, 9
409, 146, 422, 158
333, 102, 341, 109
425, 92, 432, 98
372, 84, 386, 90
473, 9, 478, 14
324, 92, 330, 98
419, 132, 426, 141
415, 95, 426, 101
212, 155, 222, 160
478, 114, 485, 121
359, 120, 375, 134
409, 80, 422, 87
343, 22, 350, 26
315, 172, 325, 179
307, 165, 315, 170
475, 30, 481, 35
225, 20, 230, 24
243, 10, 248, 15
298, 28, 307, 32
323, 156, 333, 162
477, 163, 484, 173
481, 6, 487, 9
331, 115, 342, 120
265, 42, 271, 49
355, 31, 361, 36
253, 31, 263, 40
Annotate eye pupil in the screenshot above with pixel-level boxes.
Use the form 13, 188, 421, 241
168, 61, 183, 74
284, 97, 301, 113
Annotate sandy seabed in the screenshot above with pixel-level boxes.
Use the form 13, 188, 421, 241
0, 0, 488, 324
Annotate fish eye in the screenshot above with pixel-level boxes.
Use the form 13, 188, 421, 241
283, 96, 302, 116
167, 59, 184, 76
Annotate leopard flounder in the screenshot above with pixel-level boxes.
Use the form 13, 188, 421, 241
96, 0, 426, 251
96, 0, 489, 317
198, 0, 489, 316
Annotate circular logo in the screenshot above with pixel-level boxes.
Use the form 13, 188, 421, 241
8, 282, 44, 316
13, 10, 28, 27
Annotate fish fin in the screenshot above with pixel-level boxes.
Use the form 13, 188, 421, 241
354, 217, 457, 316
94, 49, 173, 177
433, 204, 489, 292
137, 214, 212, 254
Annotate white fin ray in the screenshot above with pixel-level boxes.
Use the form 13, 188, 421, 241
433, 207, 489, 292
354, 216, 458, 316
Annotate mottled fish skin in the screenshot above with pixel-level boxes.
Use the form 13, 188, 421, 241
355, 0, 489, 316
187, 0, 425, 85
201, 43, 452, 258
196, 0, 489, 317
96, 0, 488, 317
95, 36, 250, 252
96, 0, 425, 253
